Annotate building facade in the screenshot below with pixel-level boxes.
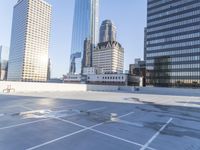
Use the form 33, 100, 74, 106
129, 59, 146, 76
129, 58, 146, 86
82, 67, 101, 75
99, 20, 117, 43
82, 38, 92, 70
93, 41, 124, 74
69, 0, 99, 74
0, 46, 9, 80
7, 0, 51, 82
86, 74, 128, 85
63, 74, 82, 83
146, 0, 200, 87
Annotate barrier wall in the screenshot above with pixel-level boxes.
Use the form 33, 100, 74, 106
0, 81, 87, 92
138, 86, 200, 96
87, 84, 119, 92
0, 81, 119, 93
1, 81, 200, 96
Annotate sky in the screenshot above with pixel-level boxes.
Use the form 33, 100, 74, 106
0, 0, 147, 78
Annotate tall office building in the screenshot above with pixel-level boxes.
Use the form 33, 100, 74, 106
146, 0, 200, 87
99, 20, 117, 43
7, 0, 52, 82
82, 38, 92, 69
0, 46, 9, 80
70, 0, 99, 74
93, 41, 124, 74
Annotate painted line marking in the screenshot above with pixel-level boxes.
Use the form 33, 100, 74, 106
25, 122, 105, 150
140, 117, 173, 150
26, 128, 89, 150
52, 102, 88, 110
26, 111, 158, 150
54, 117, 86, 128
87, 107, 106, 112
55, 112, 155, 150
0, 118, 50, 130
118, 111, 135, 118
90, 128, 156, 150
54, 112, 134, 129
118, 120, 144, 128
55, 113, 156, 150
0, 106, 107, 131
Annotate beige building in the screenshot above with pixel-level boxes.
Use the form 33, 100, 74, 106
93, 41, 124, 74
87, 74, 128, 85
7, 0, 52, 82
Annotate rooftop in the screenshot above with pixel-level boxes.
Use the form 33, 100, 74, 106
1, 91, 200, 150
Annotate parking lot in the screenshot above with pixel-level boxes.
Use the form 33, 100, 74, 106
0, 91, 200, 150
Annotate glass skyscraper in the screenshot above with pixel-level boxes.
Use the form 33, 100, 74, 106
146, 0, 200, 87
69, 0, 99, 74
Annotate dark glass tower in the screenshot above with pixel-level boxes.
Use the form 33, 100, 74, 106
69, 0, 99, 74
99, 20, 116, 43
146, 0, 200, 87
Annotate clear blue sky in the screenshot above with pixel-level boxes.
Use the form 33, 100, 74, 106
0, 0, 147, 78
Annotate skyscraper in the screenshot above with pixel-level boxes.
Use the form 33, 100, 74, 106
146, 0, 200, 87
99, 20, 117, 43
93, 41, 124, 74
0, 46, 9, 80
70, 0, 99, 74
82, 38, 92, 69
7, 0, 52, 82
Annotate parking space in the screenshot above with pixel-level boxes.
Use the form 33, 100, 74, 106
0, 91, 200, 150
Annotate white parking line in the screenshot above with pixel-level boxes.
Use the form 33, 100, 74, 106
55, 113, 156, 150
57, 112, 155, 150
87, 107, 106, 112
26, 111, 157, 150
54, 112, 135, 130
90, 128, 156, 150
26, 111, 135, 150
0, 118, 50, 130
0, 106, 107, 131
118, 120, 144, 128
93, 128, 144, 147
26, 128, 88, 150
140, 117, 173, 150
118, 111, 135, 118
25, 122, 107, 150
55, 117, 86, 128
52, 102, 88, 110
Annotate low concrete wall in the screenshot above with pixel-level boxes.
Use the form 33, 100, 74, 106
1, 81, 200, 96
138, 87, 200, 96
0, 81, 87, 92
87, 84, 119, 92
